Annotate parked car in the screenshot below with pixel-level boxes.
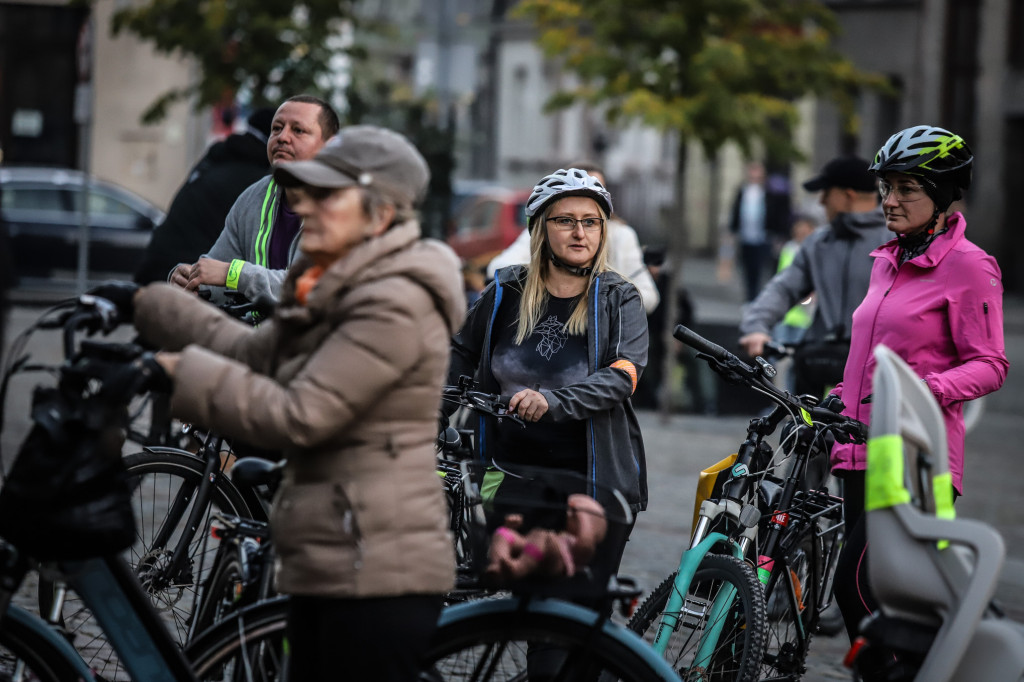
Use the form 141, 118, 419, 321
0, 166, 165, 281
446, 186, 531, 294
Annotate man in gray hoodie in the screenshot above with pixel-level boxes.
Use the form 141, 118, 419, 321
169, 95, 339, 303
738, 156, 890, 398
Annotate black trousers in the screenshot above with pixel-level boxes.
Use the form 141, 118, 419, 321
834, 471, 959, 642
286, 593, 444, 681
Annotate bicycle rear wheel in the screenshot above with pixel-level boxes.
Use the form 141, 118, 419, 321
426, 597, 678, 681
185, 596, 289, 681
628, 554, 767, 682
37, 448, 254, 681
760, 534, 821, 680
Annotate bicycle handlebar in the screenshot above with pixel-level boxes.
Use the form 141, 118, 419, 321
674, 324, 733, 364
673, 324, 866, 443
441, 381, 521, 426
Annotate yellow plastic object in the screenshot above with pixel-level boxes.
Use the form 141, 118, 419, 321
691, 453, 739, 533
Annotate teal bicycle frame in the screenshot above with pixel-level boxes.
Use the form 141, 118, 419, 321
650, 530, 748, 667
0, 550, 198, 682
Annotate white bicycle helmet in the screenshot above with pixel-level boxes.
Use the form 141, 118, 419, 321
525, 168, 613, 232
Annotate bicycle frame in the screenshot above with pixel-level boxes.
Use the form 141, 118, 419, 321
0, 545, 198, 681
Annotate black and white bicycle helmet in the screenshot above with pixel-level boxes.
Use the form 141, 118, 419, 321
524, 168, 613, 233
869, 125, 973, 207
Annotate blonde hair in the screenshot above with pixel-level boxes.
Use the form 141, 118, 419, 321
514, 201, 610, 344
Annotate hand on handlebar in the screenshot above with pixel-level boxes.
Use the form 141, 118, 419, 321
87, 280, 140, 324
739, 331, 772, 358
509, 388, 548, 422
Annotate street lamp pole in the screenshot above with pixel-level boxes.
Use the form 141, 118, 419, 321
74, 13, 95, 294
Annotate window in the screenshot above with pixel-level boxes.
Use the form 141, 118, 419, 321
70, 188, 138, 217
1, 185, 69, 212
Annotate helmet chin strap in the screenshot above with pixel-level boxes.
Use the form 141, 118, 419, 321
548, 253, 592, 277
897, 208, 945, 264
542, 226, 593, 277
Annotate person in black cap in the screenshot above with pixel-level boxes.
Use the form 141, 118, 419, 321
738, 155, 890, 400
134, 106, 278, 284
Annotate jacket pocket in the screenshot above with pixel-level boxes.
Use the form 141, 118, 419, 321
271, 481, 363, 570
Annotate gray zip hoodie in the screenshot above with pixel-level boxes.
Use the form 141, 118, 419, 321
740, 209, 890, 343
203, 177, 302, 303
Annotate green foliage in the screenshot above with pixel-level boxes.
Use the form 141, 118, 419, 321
107, 0, 359, 123
515, 0, 889, 160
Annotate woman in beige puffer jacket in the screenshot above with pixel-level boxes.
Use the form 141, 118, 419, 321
133, 125, 466, 681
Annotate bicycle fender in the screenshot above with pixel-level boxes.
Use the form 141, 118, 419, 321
438, 597, 680, 681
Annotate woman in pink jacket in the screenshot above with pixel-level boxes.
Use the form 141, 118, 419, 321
829, 125, 1009, 644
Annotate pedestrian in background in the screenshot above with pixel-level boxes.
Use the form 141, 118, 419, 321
728, 160, 792, 302
134, 107, 276, 285
828, 125, 1008, 645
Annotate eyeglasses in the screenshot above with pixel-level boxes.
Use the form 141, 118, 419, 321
879, 180, 927, 203
546, 216, 604, 232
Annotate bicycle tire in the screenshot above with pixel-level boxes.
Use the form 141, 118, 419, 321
425, 597, 679, 681
0, 607, 87, 682
37, 448, 255, 681
192, 552, 246, 638
760, 532, 821, 680
628, 554, 767, 682
185, 596, 289, 681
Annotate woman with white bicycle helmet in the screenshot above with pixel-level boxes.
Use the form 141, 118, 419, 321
827, 125, 1009, 647
448, 167, 649, 598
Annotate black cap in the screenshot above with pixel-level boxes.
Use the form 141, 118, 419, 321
802, 156, 876, 193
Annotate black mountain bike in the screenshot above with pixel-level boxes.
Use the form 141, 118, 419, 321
628, 325, 866, 681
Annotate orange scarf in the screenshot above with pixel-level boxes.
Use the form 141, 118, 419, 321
295, 265, 325, 306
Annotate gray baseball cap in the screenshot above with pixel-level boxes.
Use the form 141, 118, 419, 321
273, 125, 430, 205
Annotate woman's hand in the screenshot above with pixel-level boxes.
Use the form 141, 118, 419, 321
509, 388, 548, 422
155, 351, 180, 378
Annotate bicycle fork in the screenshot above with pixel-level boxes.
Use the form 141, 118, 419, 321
652, 532, 745, 657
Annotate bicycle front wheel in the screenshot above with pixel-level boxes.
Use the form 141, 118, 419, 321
0, 607, 88, 682
37, 448, 255, 680
628, 554, 767, 682
426, 596, 679, 681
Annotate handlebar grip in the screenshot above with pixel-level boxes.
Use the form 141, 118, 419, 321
673, 325, 730, 362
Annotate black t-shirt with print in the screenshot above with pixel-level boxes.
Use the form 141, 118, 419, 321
491, 293, 588, 473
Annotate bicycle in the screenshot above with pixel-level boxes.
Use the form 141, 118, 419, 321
628, 324, 867, 681
0, 295, 264, 681
28, 293, 276, 679
0, 299, 683, 682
